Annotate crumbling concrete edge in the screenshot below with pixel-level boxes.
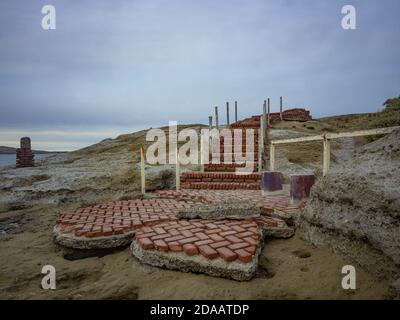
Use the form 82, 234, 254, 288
261, 210, 295, 226
130, 240, 263, 281
261, 226, 295, 239
299, 222, 399, 277
53, 226, 135, 249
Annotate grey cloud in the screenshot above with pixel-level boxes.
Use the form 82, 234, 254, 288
0, 0, 399, 130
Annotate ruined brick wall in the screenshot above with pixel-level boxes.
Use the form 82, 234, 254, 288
230, 108, 312, 128
16, 137, 34, 168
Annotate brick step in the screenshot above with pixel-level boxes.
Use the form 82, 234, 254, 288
230, 125, 260, 129
219, 134, 259, 141
181, 172, 261, 184
230, 116, 262, 129
212, 139, 259, 144
181, 182, 260, 190
214, 140, 259, 145
204, 162, 258, 172
208, 152, 258, 161
212, 143, 259, 149
210, 146, 258, 155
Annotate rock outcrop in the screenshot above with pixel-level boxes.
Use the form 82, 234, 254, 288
300, 129, 400, 276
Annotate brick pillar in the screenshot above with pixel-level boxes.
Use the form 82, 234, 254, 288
16, 137, 34, 168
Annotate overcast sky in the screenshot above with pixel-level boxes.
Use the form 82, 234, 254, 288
0, 0, 399, 150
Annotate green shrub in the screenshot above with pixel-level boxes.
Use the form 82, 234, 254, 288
383, 96, 400, 112
367, 95, 400, 141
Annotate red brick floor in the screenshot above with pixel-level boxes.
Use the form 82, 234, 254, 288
133, 219, 262, 263
56, 199, 191, 238
55, 190, 302, 260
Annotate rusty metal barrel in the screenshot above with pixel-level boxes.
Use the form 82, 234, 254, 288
261, 171, 283, 192
290, 173, 315, 200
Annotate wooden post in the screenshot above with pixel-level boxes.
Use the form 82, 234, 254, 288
208, 116, 212, 130
259, 102, 266, 172
140, 146, 145, 195
176, 145, 180, 190
226, 102, 230, 126
262, 100, 267, 130
280, 96, 283, 121
200, 132, 205, 172
235, 101, 238, 123
327, 139, 331, 169
258, 121, 264, 172
270, 143, 275, 171
267, 98, 270, 126
322, 136, 331, 176
215, 106, 219, 130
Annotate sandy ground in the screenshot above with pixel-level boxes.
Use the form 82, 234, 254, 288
0, 202, 392, 299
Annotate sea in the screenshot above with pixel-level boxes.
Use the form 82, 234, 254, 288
0, 154, 55, 168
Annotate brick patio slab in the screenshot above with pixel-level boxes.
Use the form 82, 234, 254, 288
130, 218, 264, 281
53, 198, 190, 249
155, 189, 304, 224
54, 191, 301, 254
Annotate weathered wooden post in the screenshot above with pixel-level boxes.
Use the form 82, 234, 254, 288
280, 96, 283, 121
267, 98, 271, 126
322, 136, 331, 176
215, 106, 219, 130
226, 102, 230, 126
200, 132, 205, 172
235, 101, 238, 123
175, 145, 180, 190
258, 119, 264, 172
270, 143, 275, 171
140, 146, 146, 195
263, 100, 267, 130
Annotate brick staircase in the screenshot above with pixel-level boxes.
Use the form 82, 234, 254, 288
181, 116, 265, 190
180, 108, 311, 190
181, 172, 261, 190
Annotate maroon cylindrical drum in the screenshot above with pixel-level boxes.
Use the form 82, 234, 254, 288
290, 174, 315, 200
261, 171, 283, 192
